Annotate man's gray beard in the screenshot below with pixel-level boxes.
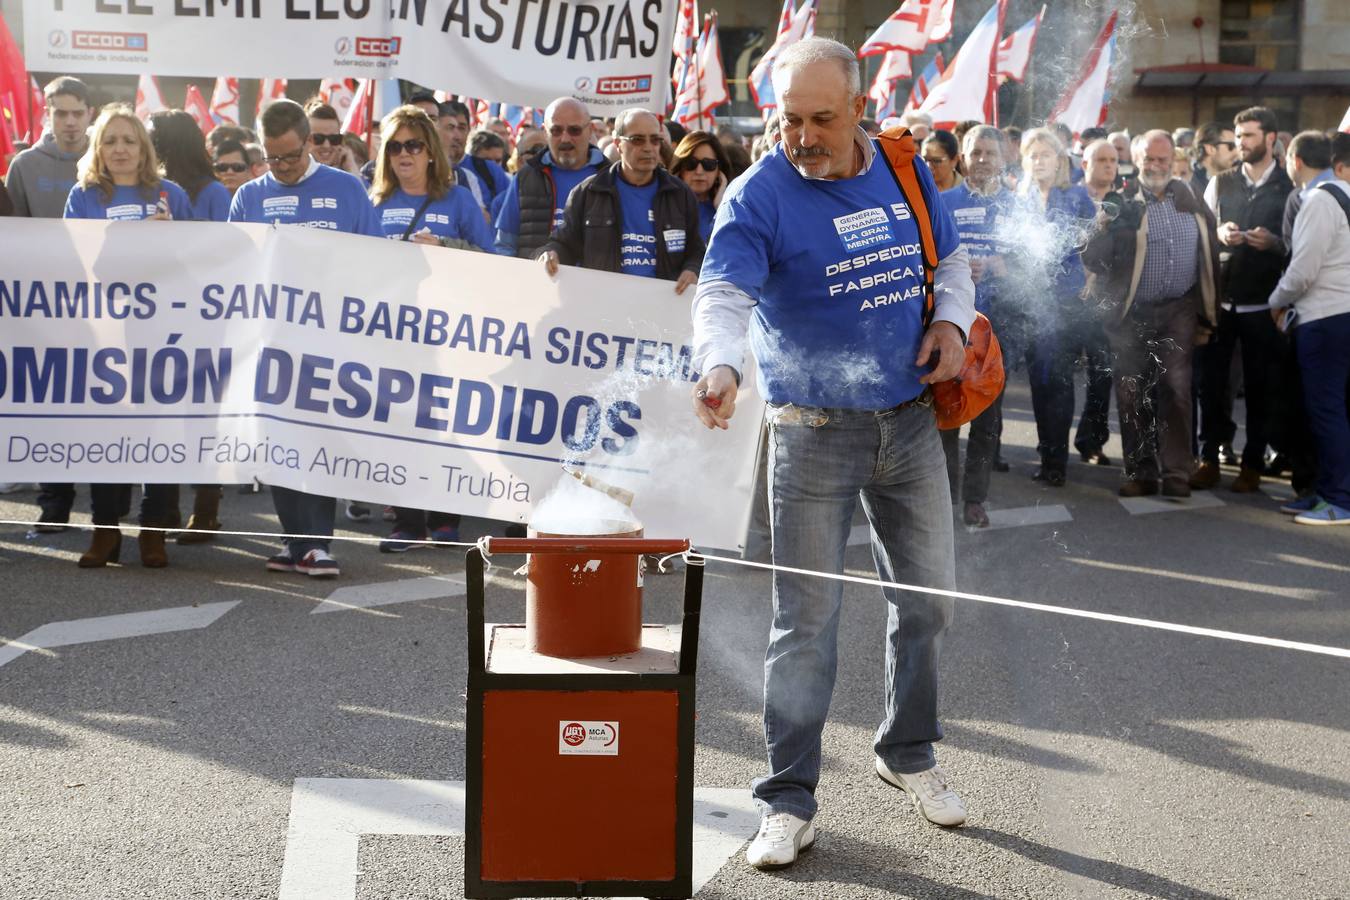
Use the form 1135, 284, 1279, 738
967, 175, 1002, 197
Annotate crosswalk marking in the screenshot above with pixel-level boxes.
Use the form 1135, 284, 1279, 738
973, 504, 1074, 531
278, 778, 759, 900
312, 574, 467, 615
1119, 491, 1225, 516
0, 601, 240, 669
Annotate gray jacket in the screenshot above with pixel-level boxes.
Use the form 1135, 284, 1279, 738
5, 133, 85, 218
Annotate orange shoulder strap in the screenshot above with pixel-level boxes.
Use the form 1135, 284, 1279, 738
877, 126, 938, 324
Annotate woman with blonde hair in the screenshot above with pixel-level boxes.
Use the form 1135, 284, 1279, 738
670, 130, 731, 244
1014, 126, 1100, 487
369, 104, 492, 252
62, 104, 191, 568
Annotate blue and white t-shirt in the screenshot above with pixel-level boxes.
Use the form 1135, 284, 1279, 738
374, 186, 494, 251
615, 175, 659, 278
190, 179, 232, 223
64, 180, 193, 221
701, 140, 959, 409
227, 161, 381, 236
493, 148, 606, 254
940, 183, 1017, 314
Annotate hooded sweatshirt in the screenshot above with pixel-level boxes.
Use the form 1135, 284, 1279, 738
5, 133, 86, 218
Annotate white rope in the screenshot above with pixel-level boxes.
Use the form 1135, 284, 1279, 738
0, 518, 477, 549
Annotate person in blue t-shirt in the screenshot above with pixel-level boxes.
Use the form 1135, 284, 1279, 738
539, 109, 703, 292
228, 99, 382, 580
493, 97, 608, 258
1016, 128, 1100, 487
670, 130, 731, 244
939, 125, 1021, 527
369, 105, 493, 252
61, 104, 192, 570
690, 38, 976, 871
150, 110, 231, 223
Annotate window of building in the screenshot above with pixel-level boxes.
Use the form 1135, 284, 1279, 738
1219, 0, 1300, 70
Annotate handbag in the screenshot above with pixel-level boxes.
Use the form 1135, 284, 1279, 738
877, 126, 1005, 430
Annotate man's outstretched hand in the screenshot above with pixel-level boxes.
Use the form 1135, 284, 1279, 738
692, 365, 739, 430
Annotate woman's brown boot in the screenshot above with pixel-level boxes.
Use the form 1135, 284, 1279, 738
77, 528, 122, 568
177, 487, 223, 545
138, 529, 169, 568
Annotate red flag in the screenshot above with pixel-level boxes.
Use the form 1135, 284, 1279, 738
917, 0, 1007, 128
135, 75, 168, 120
318, 78, 356, 121
859, 0, 954, 57
29, 77, 47, 142
0, 12, 35, 146
184, 85, 213, 134
255, 79, 288, 122
210, 77, 240, 125
1049, 12, 1118, 136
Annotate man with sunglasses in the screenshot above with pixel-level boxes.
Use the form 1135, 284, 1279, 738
227, 99, 381, 579
1192, 121, 1238, 195
539, 108, 703, 293
304, 100, 361, 175
493, 96, 607, 258
211, 139, 253, 195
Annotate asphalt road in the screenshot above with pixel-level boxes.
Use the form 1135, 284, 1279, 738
3, 381, 1348, 900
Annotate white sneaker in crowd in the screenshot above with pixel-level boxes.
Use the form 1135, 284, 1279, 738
295, 548, 340, 578
745, 812, 815, 869
874, 758, 967, 826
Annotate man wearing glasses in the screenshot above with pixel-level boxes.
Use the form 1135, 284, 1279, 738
227, 99, 381, 579
304, 100, 362, 175
493, 96, 607, 258
538, 108, 703, 294
1192, 121, 1238, 195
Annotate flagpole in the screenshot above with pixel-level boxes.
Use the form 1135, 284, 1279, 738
364, 80, 375, 157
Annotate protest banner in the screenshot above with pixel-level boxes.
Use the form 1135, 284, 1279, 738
0, 220, 761, 550
21, 0, 678, 114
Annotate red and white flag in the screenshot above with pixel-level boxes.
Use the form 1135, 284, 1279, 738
868, 50, 912, 120
1337, 103, 1350, 133
341, 79, 402, 137
918, 0, 1007, 128
209, 77, 240, 125
904, 52, 944, 115
318, 78, 355, 122
698, 12, 730, 115
670, 0, 700, 106
748, 0, 816, 116
255, 78, 288, 122
135, 74, 168, 121
1049, 11, 1118, 136
183, 84, 214, 134
995, 5, 1044, 83
859, 0, 953, 57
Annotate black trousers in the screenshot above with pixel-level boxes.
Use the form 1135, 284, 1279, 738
393, 507, 461, 535
1200, 308, 1283, 470
38, 483, 76, 521
89, 484, 180, 527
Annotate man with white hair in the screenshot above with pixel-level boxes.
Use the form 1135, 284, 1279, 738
900, 109, 933, 142
1110, 130, 1139, 197
691, 37, 976, 869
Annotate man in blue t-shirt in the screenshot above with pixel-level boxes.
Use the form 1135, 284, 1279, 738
228, 99, 382, 579
939, 125, 1020, 528
690, 38, 976, 871
538, 109, 703, 292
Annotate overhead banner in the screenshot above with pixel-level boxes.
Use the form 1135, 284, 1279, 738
0, 220, 760, 550
22, 0, 677, 113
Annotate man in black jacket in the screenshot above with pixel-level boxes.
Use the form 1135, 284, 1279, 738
539, 108, 704, 294
1195, 106, 1294, 493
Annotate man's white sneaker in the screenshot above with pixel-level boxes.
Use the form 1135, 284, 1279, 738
746, 812, 815, 869
875, 759, 967, 826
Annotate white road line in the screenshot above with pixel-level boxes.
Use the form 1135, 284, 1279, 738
312, 574, 467, 615
1119, 490, 1225, 515
277, 778, 759, 900
974, 504, 1073, 531
0, 601, 240, 670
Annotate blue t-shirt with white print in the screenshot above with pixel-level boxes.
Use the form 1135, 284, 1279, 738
615, 174, 659, 278
374, 186, 494, 251
940, 182, 1017, 315
190, 180, 232, 222
701, 139, 959, 410
64, 180, 193, 221
227, 163, 381, 236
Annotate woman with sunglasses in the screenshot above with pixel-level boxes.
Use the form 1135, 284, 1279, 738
212, 139, 254, 195
670, 131, 731, 244
63, 104, 192, 569
149, 109, 232, 222
370, 105, 493, 252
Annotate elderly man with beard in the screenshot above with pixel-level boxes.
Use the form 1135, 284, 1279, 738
494, 97, 607, 258
691, 37, 975, 869
1083, 130, 1220, 499
938, 125, 1019, 526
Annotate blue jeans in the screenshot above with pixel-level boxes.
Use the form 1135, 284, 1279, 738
271, 486, 335, 559
754, 398, 956, 820
1296, 312, 1350, 508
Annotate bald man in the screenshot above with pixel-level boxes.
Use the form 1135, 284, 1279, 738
493, 96, 608, 257
1082, 138, 1119, 202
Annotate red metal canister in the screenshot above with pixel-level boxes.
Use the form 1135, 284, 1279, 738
524, 523, 644, 658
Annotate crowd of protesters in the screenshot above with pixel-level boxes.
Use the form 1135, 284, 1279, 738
3, 72, 1349, 575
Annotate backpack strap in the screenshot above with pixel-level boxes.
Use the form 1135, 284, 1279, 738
877, 127, 939, 326
1317, 181, 1350, 228
471, 156, 498, 195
